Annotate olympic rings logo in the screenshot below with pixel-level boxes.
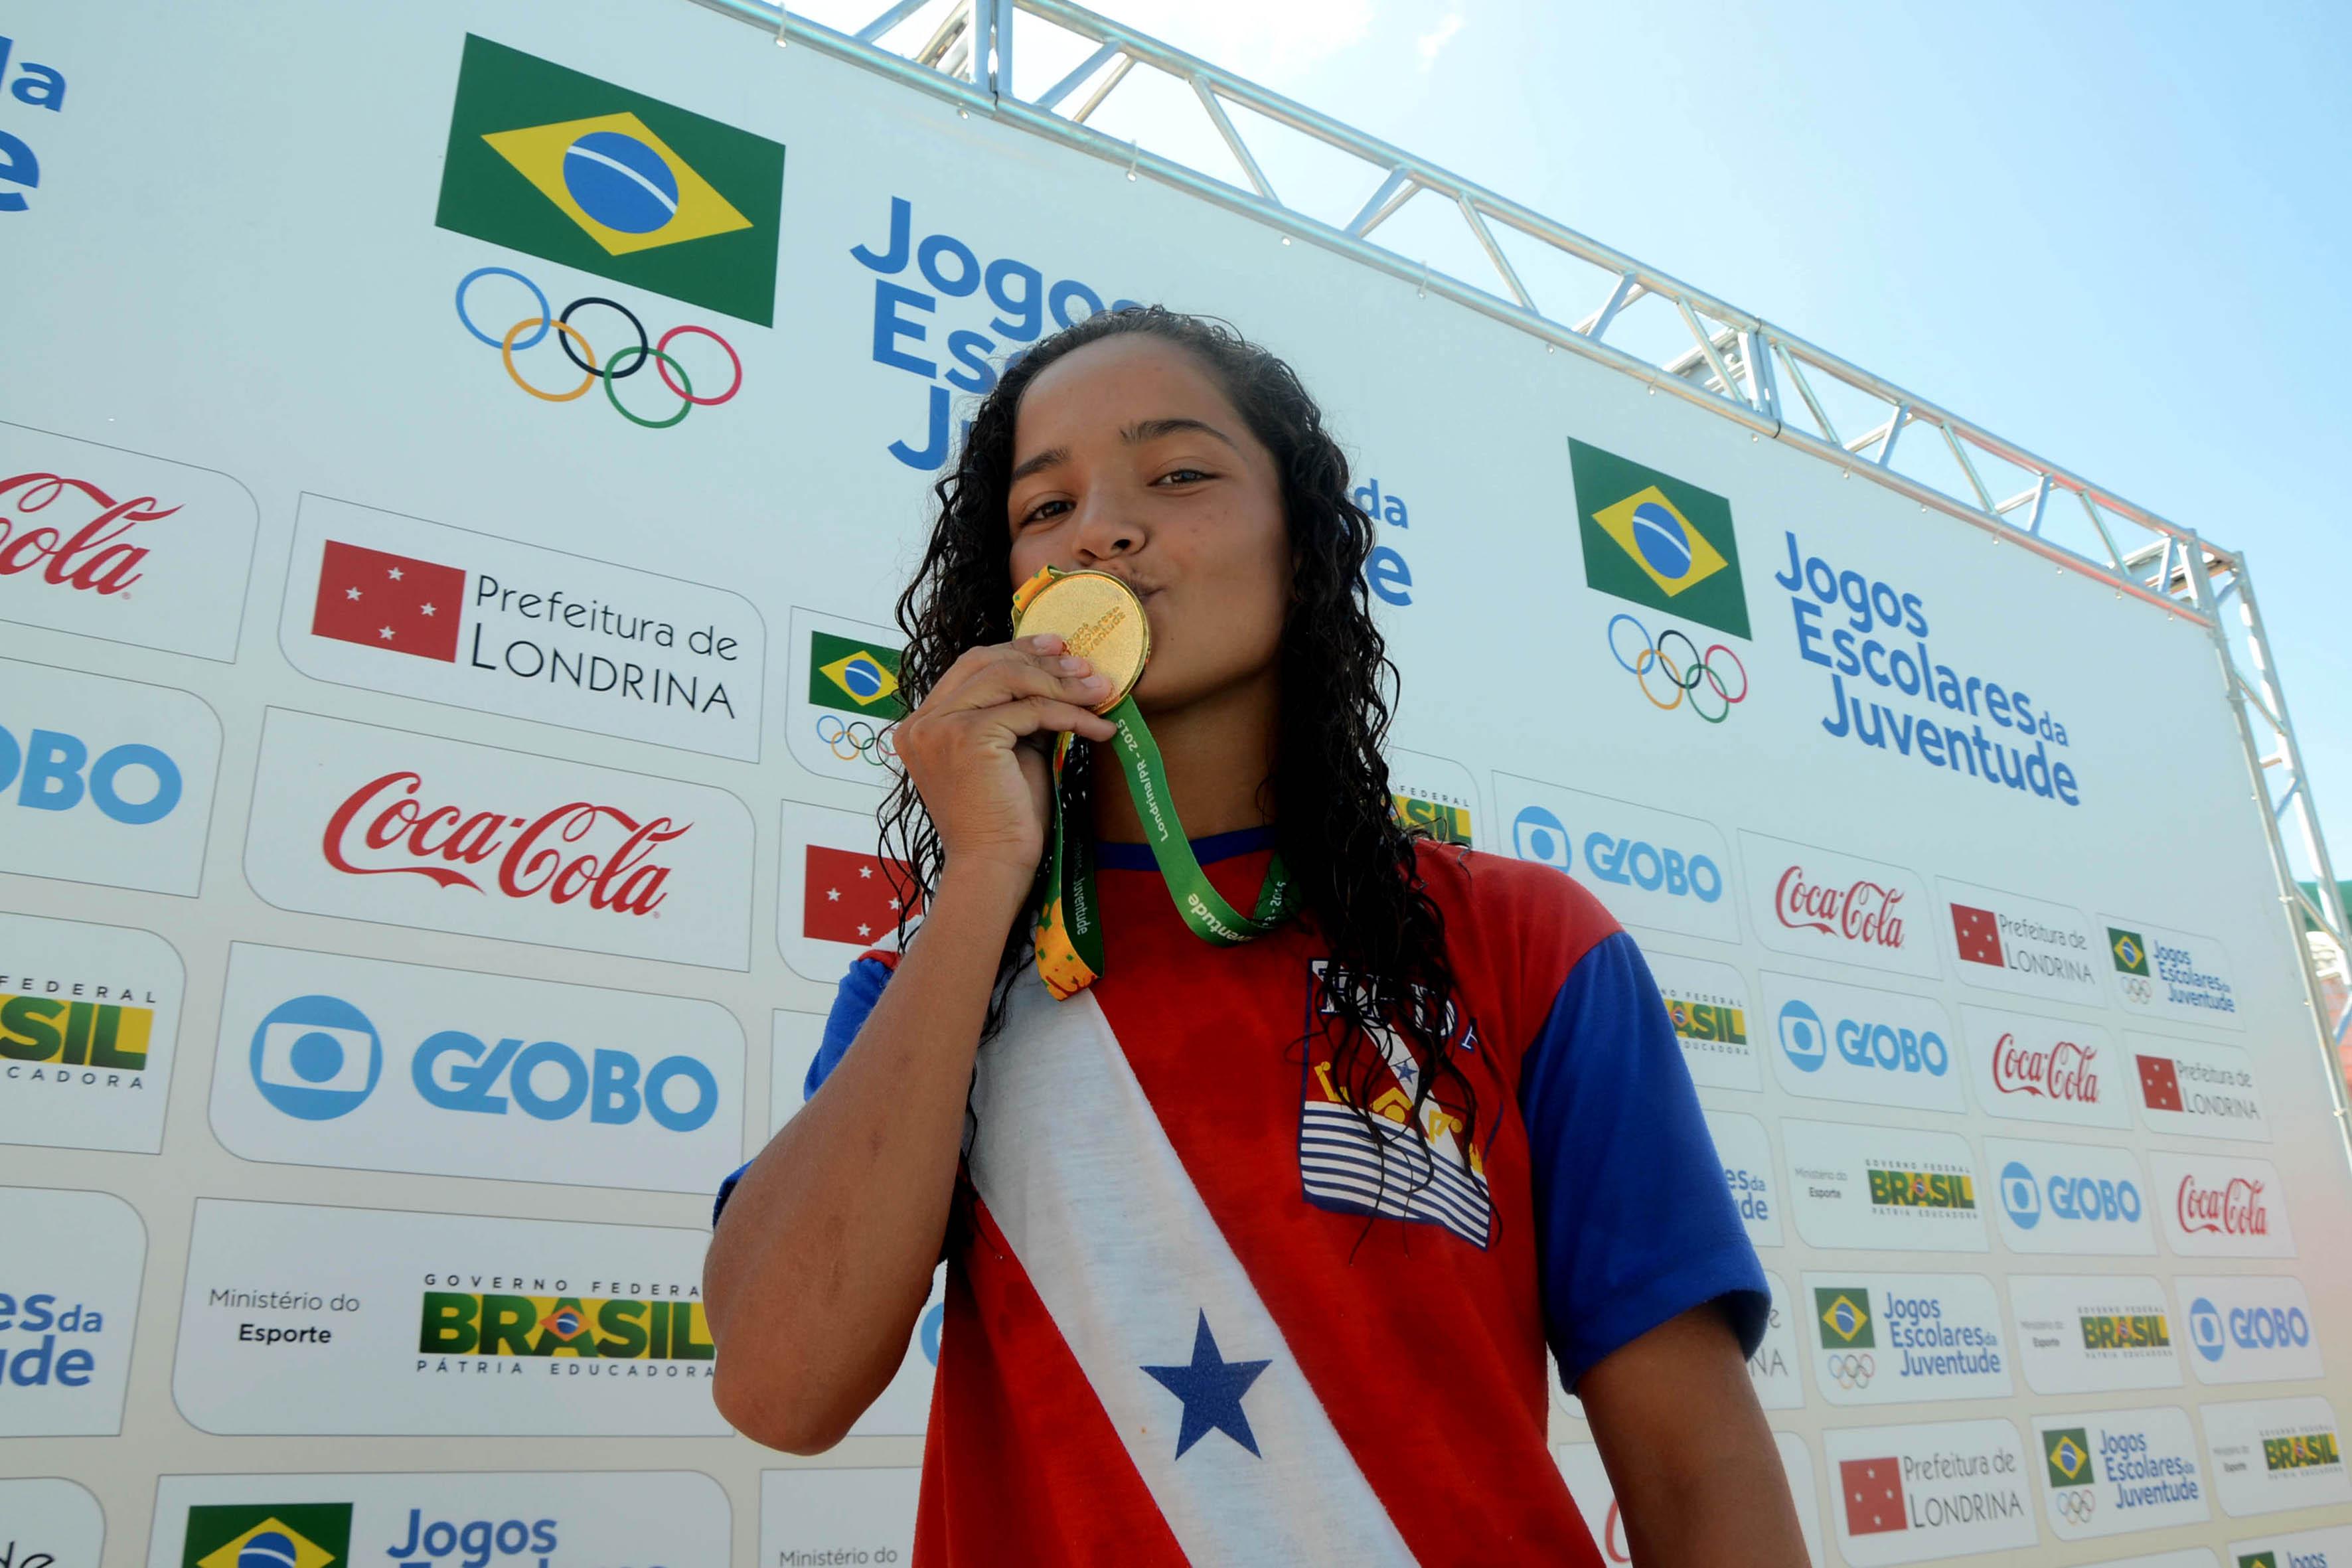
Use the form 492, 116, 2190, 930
2056, 1489, 2098, 1524
454, 267, 744, 430
1607, 614, 1749, 724
1824, 1352, 1875, 1389
818, 714, 898, 770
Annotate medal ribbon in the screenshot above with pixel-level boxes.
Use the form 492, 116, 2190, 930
1017, 570, 1293, 999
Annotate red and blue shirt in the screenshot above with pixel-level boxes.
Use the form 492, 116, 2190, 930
717, 828, 1764, 1564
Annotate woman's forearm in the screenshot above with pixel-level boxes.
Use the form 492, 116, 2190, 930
704, 860, 1029, 1452
1584, 1304, 1810, 1566
1614, 1421, 1808, 1565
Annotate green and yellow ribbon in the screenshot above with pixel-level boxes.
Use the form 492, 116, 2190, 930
1014, 567, 1294, 998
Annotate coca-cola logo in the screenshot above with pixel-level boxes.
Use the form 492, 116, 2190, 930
2177, 1173, 2268, 1237
1990, 1032, 2100, 1103
1774, 865, 1907, 950
322, 769, 688, 917
1, 472, 179, 596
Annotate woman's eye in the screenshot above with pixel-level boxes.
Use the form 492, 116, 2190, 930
1156, 467, 1213, 485
1020, 499, 1072, 524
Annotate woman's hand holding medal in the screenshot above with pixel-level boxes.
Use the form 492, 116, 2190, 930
890, 631, 1120, 887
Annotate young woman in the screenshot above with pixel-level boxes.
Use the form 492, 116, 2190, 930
706, 307, 1807, 1565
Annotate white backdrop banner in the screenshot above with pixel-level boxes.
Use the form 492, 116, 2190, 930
3, 0, 2349, 1561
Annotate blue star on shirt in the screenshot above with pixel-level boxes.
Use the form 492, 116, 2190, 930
1141, 1310, 1273, 1460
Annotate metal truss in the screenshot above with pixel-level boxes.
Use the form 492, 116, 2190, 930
690, 0, 2352, 1138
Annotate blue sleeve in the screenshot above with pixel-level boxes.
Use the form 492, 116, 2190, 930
803, 955, 894, 1102
1520, 929, 1768, 1390
712, 955, 898, 1228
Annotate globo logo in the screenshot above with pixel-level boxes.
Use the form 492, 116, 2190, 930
1512, 806, 1571, 871
2189, 1295, 2312, 1363
2050, 1172, 2141, 1223
1999, 1158, 2140, 1230
1779, 997, 1950, 1077
1778, 1000, 1828, 1073
251, 994, 385, 1121
414, 1030, 717, 1131
248, 993, 717, 1131
1835, 1016, 1948, 1075
2189, 1297, 2223, 1362
0, 724, 181, 824
1583, 831, 1723, 902
2000, 1160, 2043, 1228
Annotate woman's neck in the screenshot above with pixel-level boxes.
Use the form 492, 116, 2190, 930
1091, 668, 1280, 842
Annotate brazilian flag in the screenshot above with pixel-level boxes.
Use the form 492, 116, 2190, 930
2043, 1429, 2093, 1488
1814, 1287, 1873, 1347
435, 35, 786, 325
809, 629, 905, 718
1568, 437, 1750, 639
2108, 927, 2150, 976
183, 1503, 354, 1568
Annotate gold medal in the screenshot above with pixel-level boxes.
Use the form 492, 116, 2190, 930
1012, 568, 1151, 713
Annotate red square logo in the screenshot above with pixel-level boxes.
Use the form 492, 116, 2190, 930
2137, 1053, 2184, 1113
803, 844, 923, 945
1950, 903, 2003, 967
311, 539, 467, 663
1840, 1456, 1907, 1537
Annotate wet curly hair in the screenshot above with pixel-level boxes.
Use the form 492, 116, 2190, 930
880, 304, 1480, 1237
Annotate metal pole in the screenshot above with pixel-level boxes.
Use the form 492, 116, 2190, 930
679, 0, 2218, 627
2182, 543, 2352, 1180
993, 0, 1014, 98
2235, 557, 2352, 939
967, 0, 992, 93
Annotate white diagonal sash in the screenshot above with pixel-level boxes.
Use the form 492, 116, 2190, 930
965, 975, 1419, 1566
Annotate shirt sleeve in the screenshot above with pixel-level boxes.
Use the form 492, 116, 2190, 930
711, 953, 898, 1228
1519, 929, 1768, 1389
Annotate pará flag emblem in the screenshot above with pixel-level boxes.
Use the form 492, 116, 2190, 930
809, 629, 905, 716
435, 35, 786, 325
183, 1503, 353, 1568
310, 540, 467, 663
1569, 437, 1750, 638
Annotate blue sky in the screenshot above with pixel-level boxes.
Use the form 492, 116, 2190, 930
813, 0, 2352, 881
1098, 0, 2352, 882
